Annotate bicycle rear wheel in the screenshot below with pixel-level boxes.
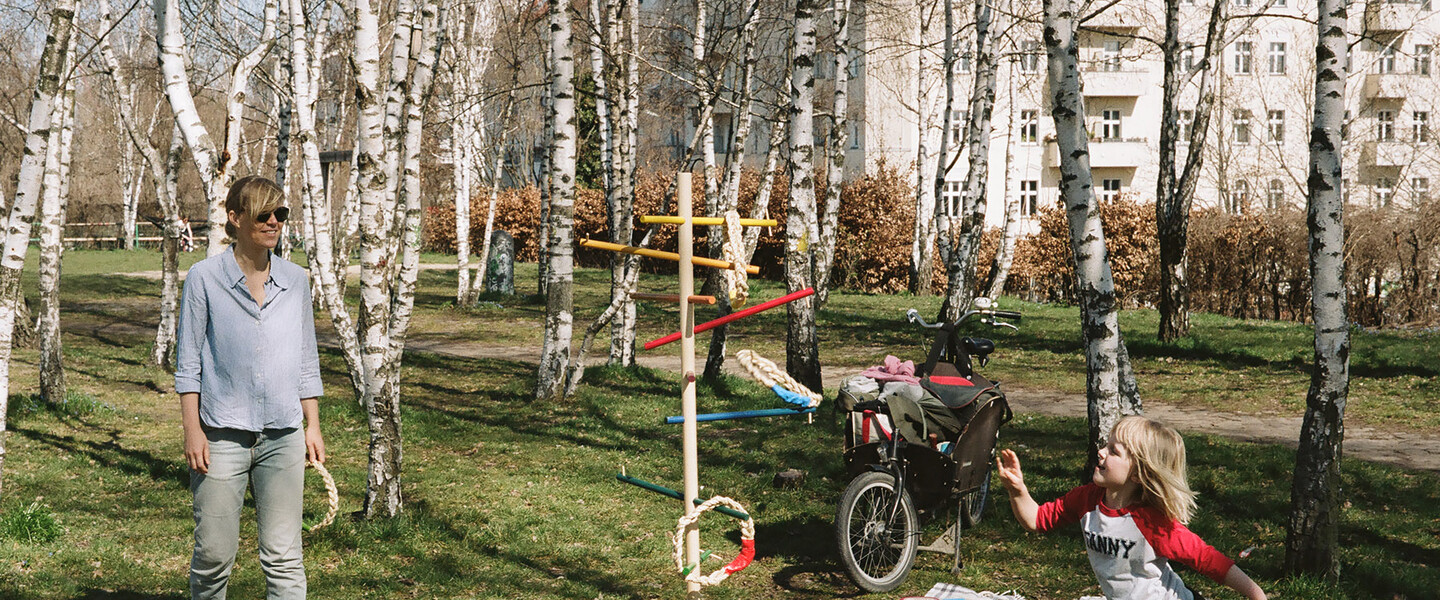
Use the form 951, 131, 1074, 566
835, 471, 920, 593
960, 470, 991, 528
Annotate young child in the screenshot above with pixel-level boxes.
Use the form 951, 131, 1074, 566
997, 416, 1266, 600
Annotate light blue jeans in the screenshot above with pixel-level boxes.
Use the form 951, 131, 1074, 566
190, 427, 306, 600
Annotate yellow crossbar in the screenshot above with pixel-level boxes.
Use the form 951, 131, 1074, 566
578, 239, 760, 274
640, 215, 778, 227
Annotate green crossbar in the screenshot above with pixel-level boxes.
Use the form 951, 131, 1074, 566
614, 474, 751, 520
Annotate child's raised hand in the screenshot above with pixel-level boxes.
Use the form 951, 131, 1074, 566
997, 448, 1026, 494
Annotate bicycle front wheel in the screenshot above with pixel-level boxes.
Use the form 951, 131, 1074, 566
834, 470, 920, 593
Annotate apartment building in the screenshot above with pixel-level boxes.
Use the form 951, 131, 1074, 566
641, 0, 1435, 231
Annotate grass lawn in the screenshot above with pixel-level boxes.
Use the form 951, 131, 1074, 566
0, 250, 1435, 599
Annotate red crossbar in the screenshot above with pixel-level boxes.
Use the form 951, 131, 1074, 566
643, 287, 815, 350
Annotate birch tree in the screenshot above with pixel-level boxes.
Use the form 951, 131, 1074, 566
449, 0, 497, 306
909, 0, 937, 295
1286, 0, 1349, 579
813, 0, 850, 308
786, 0, 822, 393
536, 0, 577, 402
1155, 0, 1227, 342
37, 36, 76, 405
606, 0, 640, 366
0, 0, 75, 498
98, 0, 188, 368
984, 42, 1021, 299
1042, 0, 1142, 460
289, 0, 365, 399
939, 0, 998, 323
154, 0, 278, 256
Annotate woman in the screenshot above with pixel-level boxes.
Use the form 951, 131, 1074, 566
175, 176, 324, 599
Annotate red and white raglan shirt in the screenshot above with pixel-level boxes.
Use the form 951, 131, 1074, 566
1035, 484, 1235, 600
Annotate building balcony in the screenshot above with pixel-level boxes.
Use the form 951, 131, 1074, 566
1366, 1, 1429, 33
1080, 66, 1149, 96
1363, 72, 1423, 99
1362, 139, 1426, 166
1044, 137, 1150, 169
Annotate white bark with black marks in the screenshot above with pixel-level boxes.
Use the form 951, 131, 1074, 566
38, 40, 75, 405
536, 0, 576, 402
940, 0, 998, 323
786, 0, 822, 393
910, 0, 936, 295
0, 0, 75, 498
813, 0, 850, 309
1042, 0, 1142, 462
1286, 0, 1348, 580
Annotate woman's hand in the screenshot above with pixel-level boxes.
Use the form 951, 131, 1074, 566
184, 425, 210, 474
305, 424, 326, 465
998, 449, 1026, 495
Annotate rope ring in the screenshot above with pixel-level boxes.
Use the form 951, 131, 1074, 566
736, 349, 822, 406
672, 496, 756, 586
722, 210, 749, 309
304, 460, 339, 532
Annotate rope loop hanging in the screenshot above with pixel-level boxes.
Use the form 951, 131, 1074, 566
736, 349, 823, 407
671, 496, 756, 586
304, 460, 339, 532
722, 210, 750, 309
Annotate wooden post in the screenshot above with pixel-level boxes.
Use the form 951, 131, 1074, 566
677, 172, 700, 596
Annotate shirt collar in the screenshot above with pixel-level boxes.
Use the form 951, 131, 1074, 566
222, 244, 292, 290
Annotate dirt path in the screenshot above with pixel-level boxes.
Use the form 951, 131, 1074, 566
96, 266, 1440, 474
394, 334, 1440, 474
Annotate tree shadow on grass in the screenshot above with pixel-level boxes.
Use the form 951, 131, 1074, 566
10, 421, 189, 491
72, 590, 186, 600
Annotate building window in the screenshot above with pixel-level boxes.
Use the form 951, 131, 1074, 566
1275, 0, 1286, 6
1020, 109, 1039, 144
1021, 180, 1039, 216
1268, 110, 1285, 143
1415, 111, 1430, 142
943, 180, 964, 207
1234, 41, 1253, 74
1376, 177, 1394, 207
1268, 42, 1287, 74
1343, 110, 1351, 141
1102, 109, 1122, 140
1178, 110, 1194, 141
1234, 0, 1251, 7
1378, 110, 1395, 142
1101, 178, 1122, 202
1020, 40, 1041, 74
1229, 180, 1250, 213
960, 51, 973, 73
1233, 109, 1252, 144
1379, 43, 1397, 74
851, 123, 861, 149
950, 110, 965, 145
1342, 178, 1351, 204
1413, 177, 1430, 202
1102, 41, 1123, 72
1267, 179, 1285, 210
1416, 44, 1432, 75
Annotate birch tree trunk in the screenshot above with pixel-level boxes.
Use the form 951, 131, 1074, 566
743, 116, 788, 262
536, 0, 576, 402
453, 120, 473, 301
1042, 0, 1142, 461
38, 42, 75, 405
940, 0, 997, 322
0, 0, 75, 498
786, 0, 822, 393
290, 0, 365, 400
933, 0, 957, 270
608, 0, 641, 365
703, 0, 763, 380
985, 55, 1020, 299
813, 0, 850, 309
1286, 0, 1349, 579
1156, 0, 1226, 342
909, 0, 935, 295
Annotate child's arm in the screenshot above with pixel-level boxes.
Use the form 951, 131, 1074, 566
1222, 564, 1266, 600
997, 449, 1039, 531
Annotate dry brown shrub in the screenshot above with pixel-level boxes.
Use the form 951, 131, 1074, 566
1003, 194, 1158, 307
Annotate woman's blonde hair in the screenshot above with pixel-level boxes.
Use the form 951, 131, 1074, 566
224, 176, 285, 238
1110, 416, 1197, 524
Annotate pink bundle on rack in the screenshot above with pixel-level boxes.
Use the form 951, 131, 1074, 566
860, 355, 921, 385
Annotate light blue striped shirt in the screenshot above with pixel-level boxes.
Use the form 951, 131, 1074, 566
174, 246, 322, 431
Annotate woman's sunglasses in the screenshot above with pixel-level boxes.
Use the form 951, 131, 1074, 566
256, 207, 291, 223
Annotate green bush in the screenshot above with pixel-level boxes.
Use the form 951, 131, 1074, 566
0, 500, 62, 544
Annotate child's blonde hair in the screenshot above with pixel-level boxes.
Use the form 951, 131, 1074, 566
1110, 416, 1197, 524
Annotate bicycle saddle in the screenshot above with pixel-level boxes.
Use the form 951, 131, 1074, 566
962, 337, 994, 357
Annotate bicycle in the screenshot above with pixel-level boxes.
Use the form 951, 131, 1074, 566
834, 298, 1021, 593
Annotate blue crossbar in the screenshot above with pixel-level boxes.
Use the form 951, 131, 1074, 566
664, 406, 815, 424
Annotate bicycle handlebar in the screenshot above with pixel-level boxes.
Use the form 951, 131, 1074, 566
994, 310, 1023, 322
905, 306, 1024, 329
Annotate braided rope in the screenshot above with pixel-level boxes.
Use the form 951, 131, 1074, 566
722, 210, 749, 309
736, 349, 822, 406
304, 460, 339, 532
671, 496, 757, 586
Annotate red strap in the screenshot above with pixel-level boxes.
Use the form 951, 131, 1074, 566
929, 375, 974, 387
723, 538, 755, 574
